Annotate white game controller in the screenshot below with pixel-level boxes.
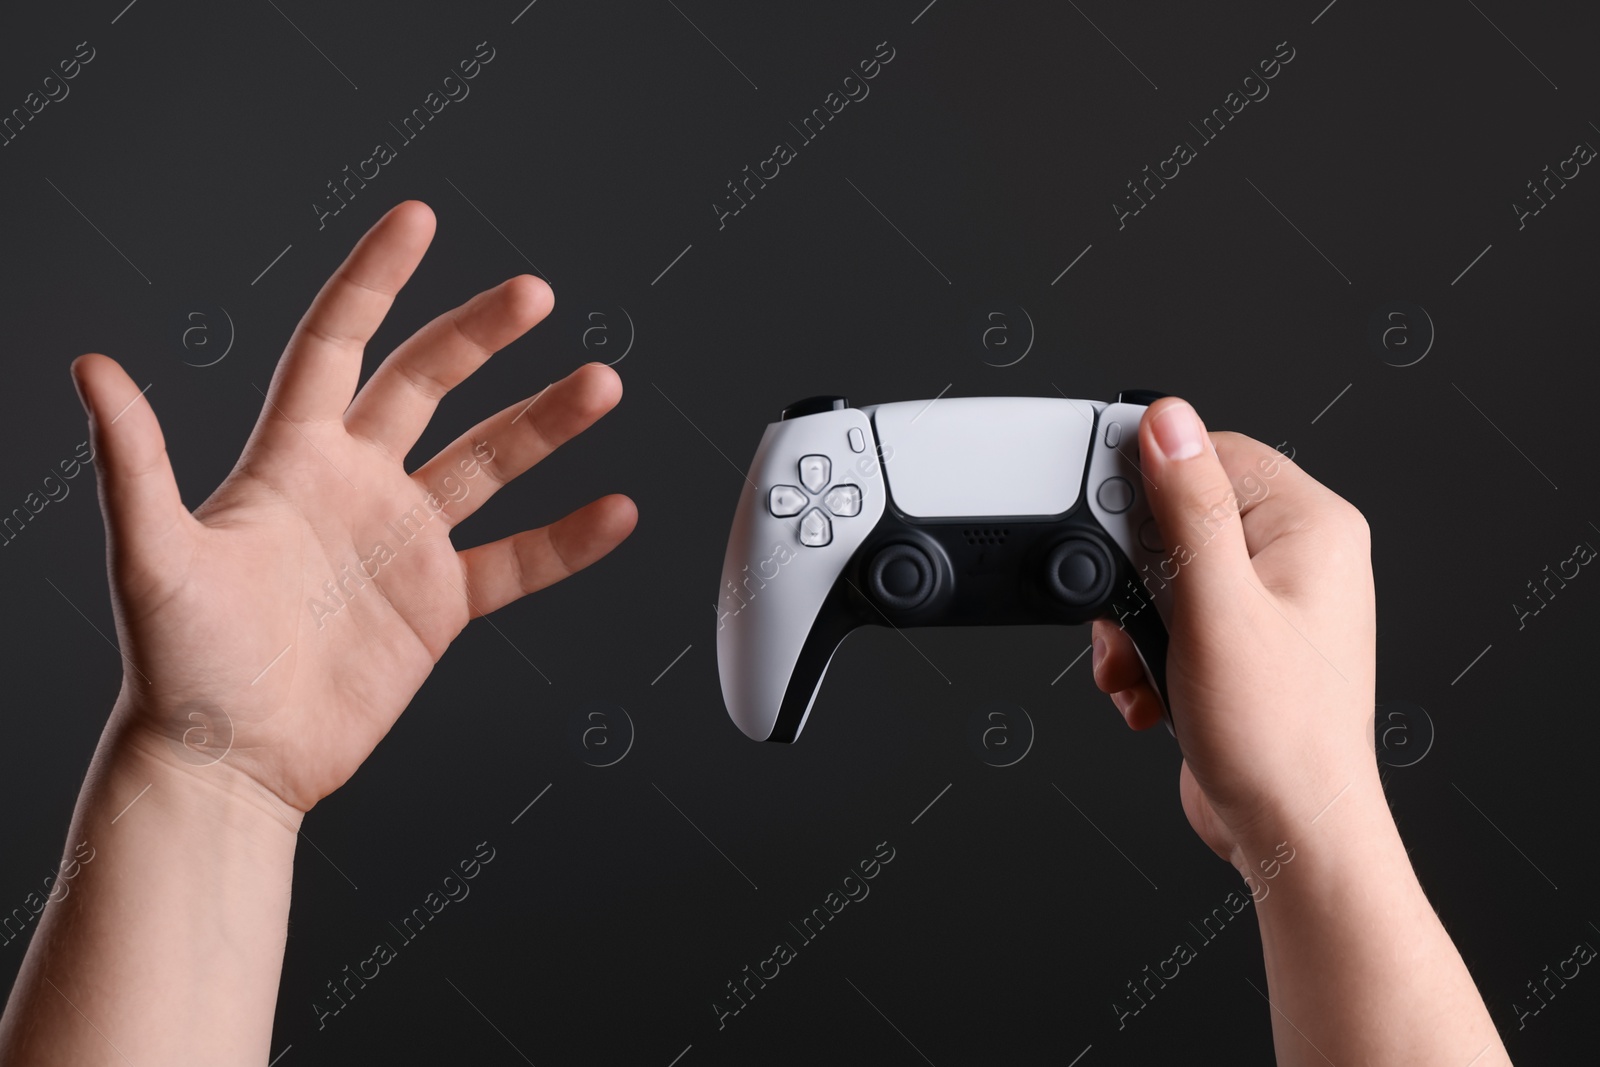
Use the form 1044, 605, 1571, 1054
716, 392, 1175, 743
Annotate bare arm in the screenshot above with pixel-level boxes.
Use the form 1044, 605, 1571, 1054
0, 201, 636, 1064
1248, 785, 1505, 1065
0, 726, 298, 1063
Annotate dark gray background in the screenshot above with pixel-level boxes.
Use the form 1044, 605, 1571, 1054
2, 0, 1596, 1063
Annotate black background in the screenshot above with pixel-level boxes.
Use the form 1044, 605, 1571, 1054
2, 1, 1597, 1063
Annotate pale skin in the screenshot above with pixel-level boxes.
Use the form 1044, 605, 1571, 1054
0, 201, 1506, 1064
0, 201, 638, 1065
1092, 400, 1510, 1065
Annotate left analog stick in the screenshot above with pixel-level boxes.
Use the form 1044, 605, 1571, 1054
867, 543, 938, 611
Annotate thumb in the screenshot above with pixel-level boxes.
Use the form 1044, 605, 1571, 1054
1137, 397, 1252, 607
71, 354, 193, 580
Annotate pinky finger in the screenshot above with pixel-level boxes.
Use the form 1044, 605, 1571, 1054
1110, 683, 1167, 732
457, 494, 637, 618
1090, 618, 1166, 731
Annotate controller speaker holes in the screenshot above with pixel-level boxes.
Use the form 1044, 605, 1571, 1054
963, 527, 1010, 546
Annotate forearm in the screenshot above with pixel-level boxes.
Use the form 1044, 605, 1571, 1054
0, 698, 300, 1066
1247, 780, 1508, 1066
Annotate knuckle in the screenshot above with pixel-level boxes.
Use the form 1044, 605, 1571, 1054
543, 524, 576, 580
469, 433, 506, 486
395, 359, 451, 402
299, 322, 363, 352
1304, 500, 1371, 573
448, 309, 496, 360
1331, 497, 1370, 546
334, 268, 395, 300
1181, 478, 1243, 532
1347, 508, 1372, 547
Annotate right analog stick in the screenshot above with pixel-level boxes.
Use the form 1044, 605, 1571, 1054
1045, 538, 1113, 607
867, 543, 938, 611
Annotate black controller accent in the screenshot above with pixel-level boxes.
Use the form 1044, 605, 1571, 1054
780, 395, 851, 420
1045, 537, 1116, 607
764, 494, 1166, 744
866, 543, 941, 611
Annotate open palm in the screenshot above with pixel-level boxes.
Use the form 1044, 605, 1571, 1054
74, 201, 637, 812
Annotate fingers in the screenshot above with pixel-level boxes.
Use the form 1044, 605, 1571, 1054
1209, 431, 1363, 562
1137, 398, 1254, 606
70, 354, 195, 580
343, 274, 554, 459
409, 363, 624, 527
264, 201, 436, 424
1090, 619, 1165, 731
457, 494, 638, 617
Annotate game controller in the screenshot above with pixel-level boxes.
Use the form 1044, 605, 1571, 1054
716, 392, 1176, 743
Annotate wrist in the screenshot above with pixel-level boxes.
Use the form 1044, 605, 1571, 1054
1233, 774, 1405, 909
95, 695, 305, 844
1220, 763, 1390, 867
1221, 753, 1390, 859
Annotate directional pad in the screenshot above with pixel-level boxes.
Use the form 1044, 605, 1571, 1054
823, 484, 861, 517
768, 485, 806, 517
799, 455, 830, 494
777, 454, 863, 548
798, 508, 832, 547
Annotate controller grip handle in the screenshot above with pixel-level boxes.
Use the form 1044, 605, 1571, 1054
1115, 594, 1174, 734
765, 588, 862, 743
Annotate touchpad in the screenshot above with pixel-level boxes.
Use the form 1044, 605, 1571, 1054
871, 397, 1097, 518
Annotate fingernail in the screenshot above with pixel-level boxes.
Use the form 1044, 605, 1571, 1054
1091, 637, 1106, 673
1151, 400, 1205, 461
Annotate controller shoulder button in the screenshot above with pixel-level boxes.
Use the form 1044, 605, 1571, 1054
781, 396, 850, 420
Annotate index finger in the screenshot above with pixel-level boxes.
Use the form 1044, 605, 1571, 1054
1211, 431, 1353, 558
